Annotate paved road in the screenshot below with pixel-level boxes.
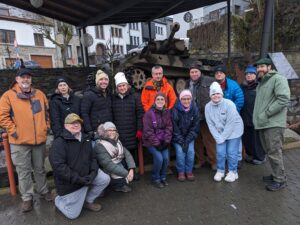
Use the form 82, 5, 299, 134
0, 149, 300, 225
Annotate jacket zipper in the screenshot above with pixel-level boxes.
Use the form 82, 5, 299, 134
30, 99, 37, 145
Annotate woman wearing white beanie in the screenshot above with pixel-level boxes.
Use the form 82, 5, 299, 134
205, 82, 244, 182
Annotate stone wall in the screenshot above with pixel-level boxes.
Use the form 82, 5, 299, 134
0, 67, 99, 96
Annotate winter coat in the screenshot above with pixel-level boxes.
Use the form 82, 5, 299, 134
171, 100, 200, 145
141, 77, 177, 112
142, 107, 173, 147
49, 93, 81, 137
223, 77, 244, 112
112, 89, 144, 149
49, 130, 99, 196
0, 83, 49, 145
205, 98, 244, 144
240, 81, 258, 127
81, 87, 112, 132
253, 70, 290, 129
185, 75, 214, 120
94, 138, 136, 178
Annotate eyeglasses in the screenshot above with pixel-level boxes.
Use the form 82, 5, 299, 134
181, 98, 192, 101
107, 129, 117, 132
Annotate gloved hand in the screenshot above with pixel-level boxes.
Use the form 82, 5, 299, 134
78, 176, 91, 185
182, 143, 188, 153
136, 130, 143, 140
88, 131, 95, 140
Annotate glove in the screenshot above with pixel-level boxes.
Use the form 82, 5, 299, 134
88, 131, 95, 140
182, 143, 188, 153
136, 130, 143, 140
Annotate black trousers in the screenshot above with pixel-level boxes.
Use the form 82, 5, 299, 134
110, 159, 128, 188
242, 126, 265, 161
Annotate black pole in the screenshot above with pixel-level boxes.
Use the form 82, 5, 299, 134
271, 2, 275, 52
83, 27, 90, 67
78, 28, 85, 66
260, 0, 275, 58
227, 0, 231, 60
148, 21, 152, 41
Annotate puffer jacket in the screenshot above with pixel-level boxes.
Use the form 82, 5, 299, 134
81, 87, 112, 132
0, 83, 49, 145
185, 75, 214, 120
49, 130, 99, 196
171, 100, 200, 145
94, 138, 136, 178
141, 77, 177, 112
142, 106, 173, 147
253, 70, 290, 129
49, 93, 81, 137
112, 89, 144, 149
240, 80, 258, 127
223, 77, 244, 112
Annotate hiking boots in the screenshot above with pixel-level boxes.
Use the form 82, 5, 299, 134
40, 191, 54, 202
83, 202, 102, 212
22, 200, 33, 213
161, 180, 168, 186
265, 181, 287, 191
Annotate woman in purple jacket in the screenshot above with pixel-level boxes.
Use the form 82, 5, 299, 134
143, 92, 173, 188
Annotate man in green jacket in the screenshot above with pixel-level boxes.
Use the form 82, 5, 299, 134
253, 58, 290, 191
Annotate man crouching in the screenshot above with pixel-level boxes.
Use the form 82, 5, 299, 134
49, 113, 110, 219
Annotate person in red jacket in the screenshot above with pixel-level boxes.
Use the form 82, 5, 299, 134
141, 65, 177, 112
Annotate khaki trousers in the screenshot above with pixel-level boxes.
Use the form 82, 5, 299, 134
10, 144, 48, 201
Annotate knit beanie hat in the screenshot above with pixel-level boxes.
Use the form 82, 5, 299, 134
214, 65, 227, 74
209, 82, 223, 97
245, 65, 256, 74
16, 68, 32, 77
97, 122, 117, 138
114, 72, 128, 87
179, 89, 192, 100
55, 77, 68, 87
95, 69, 109, 84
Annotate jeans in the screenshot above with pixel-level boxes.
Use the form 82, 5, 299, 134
237, 139, 243, 161
147, 146, 169, 182
55, 169, 110, 220
216, 137, 240, 173
174, 141, 195, 173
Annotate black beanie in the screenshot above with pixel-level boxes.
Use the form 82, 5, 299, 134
55, 77, 68, 87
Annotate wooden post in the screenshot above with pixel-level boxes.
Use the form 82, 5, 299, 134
2, 133, 17, 196
138, 140, 144, 175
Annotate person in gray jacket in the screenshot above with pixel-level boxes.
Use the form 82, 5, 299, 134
253, 58, 290, 191
205, 82, 244, 183
94, 122, 136, 193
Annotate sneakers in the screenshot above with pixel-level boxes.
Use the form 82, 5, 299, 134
265, 181, 287, 191
224, 171, 239, 182
186, 173, 195, 181
161, 180, 168, 186
114, 185, 132, 193
152, 181, 164, 188
83, 202, 102, 212
40, 191, 54, 202
22, 200, 33, 213
177, 173, 186, 182
214, 172, 225, 182
252, 157, 267, 165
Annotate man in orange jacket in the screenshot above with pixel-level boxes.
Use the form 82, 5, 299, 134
141, 65, 177, 112
0, 68, 52, 212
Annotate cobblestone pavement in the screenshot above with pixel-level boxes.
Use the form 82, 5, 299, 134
0, 149, 300, 225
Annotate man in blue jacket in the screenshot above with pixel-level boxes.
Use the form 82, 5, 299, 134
214, 65, 244, 167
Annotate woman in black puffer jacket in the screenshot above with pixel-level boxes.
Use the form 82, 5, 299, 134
49, 77, 81, 137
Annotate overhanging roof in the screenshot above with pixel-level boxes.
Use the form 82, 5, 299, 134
0, 0, 225, 27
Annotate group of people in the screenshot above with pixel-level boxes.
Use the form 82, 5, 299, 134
0, 58, 290, 219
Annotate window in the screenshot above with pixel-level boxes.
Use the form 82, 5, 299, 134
111, 27, 122, 38
155, 26, 163, 35
130, 36, 133, 45
0, 8, 9, 16
234, 5, 241, 15
137, 37, 140, 46
112, 44, 124, 54
95, 25, 104, 39
129, 23, 139, 30
65, 45, 72, 59
76, 46, 82, 63
34, 33, 44, 46
0, 29, 15, 44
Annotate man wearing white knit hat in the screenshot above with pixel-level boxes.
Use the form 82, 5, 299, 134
112, 72, 144, 178
81, 69, 112, 139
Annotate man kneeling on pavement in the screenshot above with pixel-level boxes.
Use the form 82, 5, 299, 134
49, 113, 110, 219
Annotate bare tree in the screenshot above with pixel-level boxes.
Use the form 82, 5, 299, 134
33, 18, 73, 67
